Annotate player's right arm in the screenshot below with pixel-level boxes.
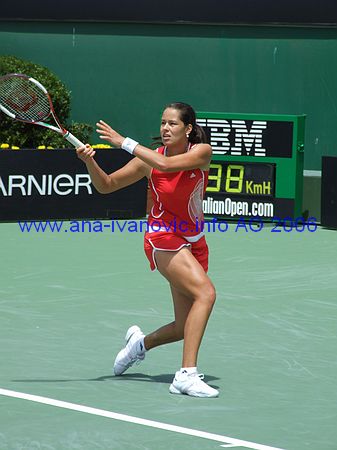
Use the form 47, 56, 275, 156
77, 144, 150, 194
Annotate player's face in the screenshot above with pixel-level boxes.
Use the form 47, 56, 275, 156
160, 108, 192, 146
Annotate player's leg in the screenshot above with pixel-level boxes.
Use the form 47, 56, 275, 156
154, 247, 216, 368
113, 244, 218, 396
154, 247, 218, 397
113, 253, 194, 376
114, 246, 216, 362
143, 285, 193, 349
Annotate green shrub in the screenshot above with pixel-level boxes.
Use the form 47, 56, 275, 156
0, 55, 92, 148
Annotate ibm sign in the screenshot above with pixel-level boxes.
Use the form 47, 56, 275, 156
197, 114, 294, 159
197, 118, 267, 156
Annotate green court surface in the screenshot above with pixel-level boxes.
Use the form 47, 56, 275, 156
0, 221, 336, 450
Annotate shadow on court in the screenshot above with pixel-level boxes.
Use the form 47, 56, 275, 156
11, 373, 220, 388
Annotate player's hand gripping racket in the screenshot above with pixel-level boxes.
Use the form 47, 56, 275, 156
0, 73, 84, 148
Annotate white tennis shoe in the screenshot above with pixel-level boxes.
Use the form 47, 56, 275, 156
169, 370, 219, 398
113, 325, 146, 376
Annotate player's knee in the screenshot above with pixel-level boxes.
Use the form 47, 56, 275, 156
207, 284, 216, 308
196, 282, 216, 309
171, 321, 184, 341
175, 327, 185, 341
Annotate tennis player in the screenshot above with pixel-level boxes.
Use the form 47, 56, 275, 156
77, 103, 218, 398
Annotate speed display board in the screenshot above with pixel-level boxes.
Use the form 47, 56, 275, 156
197, 112, 305, 220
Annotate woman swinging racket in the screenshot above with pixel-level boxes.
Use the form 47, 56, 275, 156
77, 102, 218, 398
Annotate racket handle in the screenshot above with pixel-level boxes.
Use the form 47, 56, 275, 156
64, 131, 85, 148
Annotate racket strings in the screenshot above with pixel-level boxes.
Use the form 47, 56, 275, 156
6, 87, 38, 112
0, 76, 51, 122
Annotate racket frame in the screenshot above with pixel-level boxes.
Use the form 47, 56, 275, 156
0, 73, 84, 147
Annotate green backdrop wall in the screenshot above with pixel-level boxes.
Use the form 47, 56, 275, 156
1, 21, 337, 170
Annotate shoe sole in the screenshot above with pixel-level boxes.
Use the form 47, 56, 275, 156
169, 383, 219, 398
169, 384, 180, 395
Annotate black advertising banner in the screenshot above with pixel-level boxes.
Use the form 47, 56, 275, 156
0, 149, 147, 221
0, 0, 336, 25
197, 118, 294, 158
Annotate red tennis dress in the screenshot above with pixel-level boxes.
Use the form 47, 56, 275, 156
144, 145, 209, 272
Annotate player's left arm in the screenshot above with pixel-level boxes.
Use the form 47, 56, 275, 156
134, 143, 212, 172
97, 120, 212, 172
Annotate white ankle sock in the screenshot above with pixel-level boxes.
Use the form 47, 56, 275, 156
180, 367, 197, 375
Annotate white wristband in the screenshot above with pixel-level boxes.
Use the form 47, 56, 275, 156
121, 137, 139, 155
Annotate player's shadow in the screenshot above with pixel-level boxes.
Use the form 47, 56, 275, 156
104, 372, 220, 387
12, 373, 220, 388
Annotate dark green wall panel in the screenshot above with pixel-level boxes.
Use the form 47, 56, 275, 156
1, 22, 337, 169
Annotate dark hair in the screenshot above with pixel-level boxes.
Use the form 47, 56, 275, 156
152, 102, 208, 147
165, 102, 208, 144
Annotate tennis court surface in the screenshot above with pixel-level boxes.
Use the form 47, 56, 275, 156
1, 221, 336, 450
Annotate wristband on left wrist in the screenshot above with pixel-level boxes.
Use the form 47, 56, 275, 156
121, 137, 139, 154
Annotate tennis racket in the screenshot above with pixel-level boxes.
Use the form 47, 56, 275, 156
0, 73, 84, 147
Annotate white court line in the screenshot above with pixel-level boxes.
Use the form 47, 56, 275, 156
221, 445, 240, 448
0, 388, 285, 450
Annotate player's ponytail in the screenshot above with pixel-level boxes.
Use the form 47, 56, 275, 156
188, 123, 208, 144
